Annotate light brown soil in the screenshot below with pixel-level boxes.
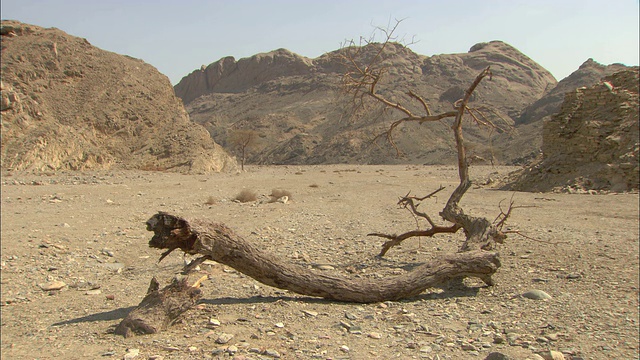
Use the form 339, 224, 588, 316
1, 165, 638, 359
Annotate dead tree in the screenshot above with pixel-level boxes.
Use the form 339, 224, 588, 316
338, 21, 510, 256
115, 275, 205, 337
144, 211, 500, 304
228, 129, 259, 171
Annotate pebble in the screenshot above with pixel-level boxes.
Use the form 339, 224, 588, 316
38, 281, 66, 291
301, 310, 318, 317
101, 249, 115, 257
123, 348, 139, 360
484, 353, 513, 360
85, 289, 102, 295
522, 289, 552, 300
340, 345, 349, 352
274, 322, 284, 328
316, 265, 335, 271
538, 350, 565, 360
264, 349, 281, 358
461, 343, 476, 351
216, 333, 234, 344
226, 345, 238, 354
208, 318, 221, 326
368, 332, 382, 339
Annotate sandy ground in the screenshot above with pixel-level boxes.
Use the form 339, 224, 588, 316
1, 165, 638, 360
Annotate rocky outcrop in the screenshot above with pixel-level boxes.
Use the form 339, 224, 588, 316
174, 49, 315, 104
502, 68, 639, 193
516, 58, 630, 125
0, 20, 236, 173
177, 41, 557, 165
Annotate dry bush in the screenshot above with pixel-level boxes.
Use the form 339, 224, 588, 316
235, 189, 257, 203
269, 189, 292, 203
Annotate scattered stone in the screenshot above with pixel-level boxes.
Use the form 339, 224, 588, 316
545, 333, 559, 341
38, 281, 66, 291
538, 350, 565, 360
484, 352, 512, 360
226, 345, 237, 354
461, 343, 477, 351
316, 265, 335, 271
522, 289, 552, 300
105, 294, 115, 300
340, 345, 349, 352
85, 289, 102, 295
208, 318, 221, 326
123, 348, 139, 360
216, 333, 234, 344
101, 249, 115, 257
419, 345, 432, 353
274, 322, 284, 328
368, 332, 382, 339
301, 310, 318, 317
147, 356, 163, 360
263, 349, 281, 358
484, 352, 513, 360
345, 312, 357, 320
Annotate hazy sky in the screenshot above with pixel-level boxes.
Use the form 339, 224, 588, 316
2, 0, 638, 85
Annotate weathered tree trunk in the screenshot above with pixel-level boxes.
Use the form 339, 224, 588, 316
144, 212, 500, 304
114, 276, 203, 338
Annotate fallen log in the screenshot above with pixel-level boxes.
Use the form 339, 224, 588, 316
114, 275, 205, 338
145, 212, 501, 303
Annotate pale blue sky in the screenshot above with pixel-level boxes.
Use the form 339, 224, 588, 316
2, 0, 638, 85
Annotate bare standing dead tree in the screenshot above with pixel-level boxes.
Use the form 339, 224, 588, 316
338, 20, 512, 256
228, 129, 260, 171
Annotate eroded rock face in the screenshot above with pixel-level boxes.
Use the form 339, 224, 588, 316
0, 20, 236, 173
176, 41, 558, 165
516, 58, 630, 126
503, 68, 639, 193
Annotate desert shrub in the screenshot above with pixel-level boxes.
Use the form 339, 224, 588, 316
269, 189, 292, 203
235, 189, 257, 203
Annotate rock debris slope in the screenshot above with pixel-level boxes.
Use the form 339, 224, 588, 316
1, 20, 236, 173
503, 68, 639, 193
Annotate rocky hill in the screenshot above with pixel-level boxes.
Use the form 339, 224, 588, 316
176, 41, 558, 165
1, 20, 236, 173
490, 59, 633, 165
502, 68, 639, 193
